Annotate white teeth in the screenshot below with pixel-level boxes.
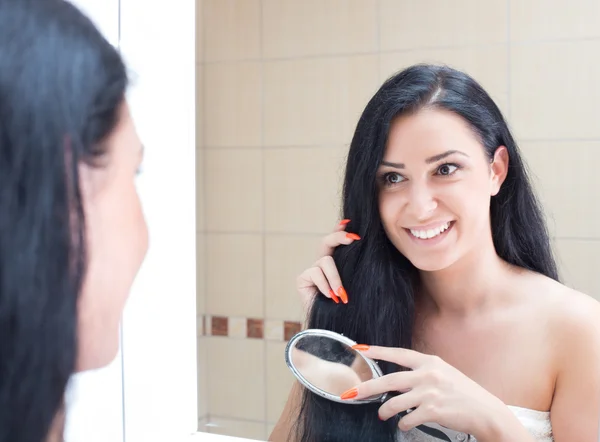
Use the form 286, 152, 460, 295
410, 222, 451, 240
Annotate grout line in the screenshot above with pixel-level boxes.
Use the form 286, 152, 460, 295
200, 35, 600, 66
199, 230, 330, 237
206, 415, 280, 426
199, 0, 210, 426
202, 43, 506, 65
198, 230, 600, 242
552, 237, 600, 242
506, 0, 511, 120
203, 144, 350, 150
376, 0, 381, 81
258, 0, 269, 430
201, 138, 600, 150
518, 137, 600, 143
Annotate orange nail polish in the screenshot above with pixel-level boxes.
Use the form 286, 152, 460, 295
351, 344, 370, 351
329, 289, 340, 304
339, 219, 351, 225
340, 387, 358, 400
337, 286, 348, 304
346, 233, 361, 240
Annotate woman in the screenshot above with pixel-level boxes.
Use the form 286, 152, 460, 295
271, 65, 600, 441
0, 1, 148, 441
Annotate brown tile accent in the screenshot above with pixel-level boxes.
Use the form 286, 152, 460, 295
202, 316, 206, 336
211, 316, 228, 336
247, 318, 264, 339
284, 321, 302, 341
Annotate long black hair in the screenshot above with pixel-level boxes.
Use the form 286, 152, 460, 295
0, 1, 128, 441
294, 64, 558, 441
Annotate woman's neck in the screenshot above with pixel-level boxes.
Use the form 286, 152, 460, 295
417, 241, 519, 319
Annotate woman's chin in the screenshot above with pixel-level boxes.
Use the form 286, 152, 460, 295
404, 253, 458, 273
411, 261, 451, 273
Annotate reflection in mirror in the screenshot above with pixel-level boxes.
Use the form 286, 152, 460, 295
196, 2, 600, 441
288, 331, 382, 403
291, 336, 371, 396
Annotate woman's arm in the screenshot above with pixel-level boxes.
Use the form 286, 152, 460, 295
550, 294, 600, 441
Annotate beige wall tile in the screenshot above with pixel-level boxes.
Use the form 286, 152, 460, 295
196, 148, 204, 233
196, 66, 203, 149
266, 342, 296, 423
205, 149, 263, 232
196, 0, 203, 63
380, 0, 507, 51
206, 417, 266, 441
510, 40, 600, 140
510, 0, 600, 42
204, 62, 262, 147
203, 0, 261, 62
520, 141, 599, 239
228, 316, 248, 339
206, 234, 264, 317
554, 239, 600, 300
197, 337, 208, 418
263, 56, 379, 147
264, 147, 347, 233
265, 234, 323, 321
204, 315, 212, 336
207, 337, 266, 421
264, 319, 284, 341
196, 233, 206, 315
380, 46, 509, 116
261, 0, 378, 58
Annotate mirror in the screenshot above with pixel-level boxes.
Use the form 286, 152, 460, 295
285, 329, 470, 442
285, 329, 387, 404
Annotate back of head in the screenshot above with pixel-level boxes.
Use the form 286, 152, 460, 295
0, 1, 127, 440
295, 64, 557, 441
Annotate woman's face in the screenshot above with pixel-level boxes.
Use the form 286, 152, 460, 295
377, 108, 508, 273
76, 101, 148, 371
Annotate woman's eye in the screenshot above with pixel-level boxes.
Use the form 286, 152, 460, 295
437, 163, 458, 176
384, 172, 404, 185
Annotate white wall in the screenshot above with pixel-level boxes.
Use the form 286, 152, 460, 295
64, 1, 198, 441
119, 0, 198, 439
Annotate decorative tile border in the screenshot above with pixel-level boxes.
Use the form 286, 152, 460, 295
198, 315, 303, 342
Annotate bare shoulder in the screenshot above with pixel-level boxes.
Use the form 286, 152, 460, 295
525, 273, 600, 350
522, 275, 600, 439
545, 278, 599, 329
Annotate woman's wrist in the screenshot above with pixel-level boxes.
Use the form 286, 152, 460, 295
474, 400, 536, 442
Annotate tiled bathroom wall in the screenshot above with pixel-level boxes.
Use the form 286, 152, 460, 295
195, 1, 600, 440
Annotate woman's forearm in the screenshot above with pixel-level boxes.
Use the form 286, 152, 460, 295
476, 403, 537, 442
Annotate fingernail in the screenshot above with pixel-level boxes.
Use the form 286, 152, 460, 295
346, 233, 361, 240
351, 344, 370, 351
340, 387, 358, 400
329, 289, 340, 304
337, 286, 348, 304
339, 219, 351, 225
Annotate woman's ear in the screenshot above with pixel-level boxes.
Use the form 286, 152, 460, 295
490, 146, 509, 196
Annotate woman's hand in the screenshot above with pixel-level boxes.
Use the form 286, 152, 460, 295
296, 219, 360, 310
340, 345, 535, 442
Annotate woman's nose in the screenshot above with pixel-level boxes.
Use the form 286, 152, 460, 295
407, 183, 438, 221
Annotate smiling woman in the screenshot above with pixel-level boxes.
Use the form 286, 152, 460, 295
270, 64, 600, 442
